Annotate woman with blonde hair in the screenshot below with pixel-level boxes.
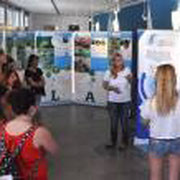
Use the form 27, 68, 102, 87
141, 64, 180, 180
103, 52, 132, 150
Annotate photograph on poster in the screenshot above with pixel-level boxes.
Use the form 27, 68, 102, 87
37, 35, 55, 73
75, 33, 91, 73
91, 32, 109, 71
108, 33, 132, 70
52, 32, 72, 70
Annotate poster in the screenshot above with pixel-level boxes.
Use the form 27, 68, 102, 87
36, 31, 72, 106
137, 30, 180, 139
74, 32, 91, 73
52, 32, 73, 70
108, 32, 132, 70
91, 32, 109, 71
74, 31, 133, 106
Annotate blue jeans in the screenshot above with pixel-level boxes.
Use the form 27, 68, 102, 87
107, 101, 131, 145
149, 138, 180, 157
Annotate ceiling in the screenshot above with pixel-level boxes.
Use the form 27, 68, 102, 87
8, 0, 142, 16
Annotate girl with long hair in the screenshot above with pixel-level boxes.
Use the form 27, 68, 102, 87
103, 53, 132, 150
141, 64, 180, 180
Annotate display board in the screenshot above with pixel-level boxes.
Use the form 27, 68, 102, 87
75, 31, 133, 106
35, 31, 72, 106
137, 30, 180, 139
1, 31, 133, 107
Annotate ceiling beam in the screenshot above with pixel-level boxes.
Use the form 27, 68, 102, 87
51, 0, 60, 15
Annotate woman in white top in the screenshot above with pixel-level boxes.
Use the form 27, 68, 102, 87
103, 53, 132, 150
140, 64, 180, 180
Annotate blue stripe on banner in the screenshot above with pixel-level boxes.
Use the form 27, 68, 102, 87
91, 57, 109, 71
140, 73, 147, 100
136, 73, 149, 139
136, 107, 150, 138
54, 56, 72, 69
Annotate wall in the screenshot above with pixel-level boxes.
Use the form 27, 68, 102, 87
29, 13, 89, 31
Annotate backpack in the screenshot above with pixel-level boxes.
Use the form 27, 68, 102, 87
0, 126, 36, 179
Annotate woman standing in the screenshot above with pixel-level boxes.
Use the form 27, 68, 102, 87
25, 54, 45, 105
0, 53, 7, 83
141, 64, 180, 180
103, 53, 132, 150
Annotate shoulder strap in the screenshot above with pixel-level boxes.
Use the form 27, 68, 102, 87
11, 126, 37, 158
0, 126, 38, 175
0, 126, 37, 159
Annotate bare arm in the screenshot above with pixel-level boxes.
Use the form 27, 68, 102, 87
102, 81, 120, 94
34, 127, 59, 156
38, 76, 45, 87
27, 77, 40, 87
125, 73, 133, 83
27, 77, 45, 88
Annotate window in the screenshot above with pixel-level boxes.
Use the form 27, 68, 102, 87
0, 6, 5, 25
12, 9, 20, 27
20, 10, 24, 27
25, 14, 29, 28
7, 8, 13, 26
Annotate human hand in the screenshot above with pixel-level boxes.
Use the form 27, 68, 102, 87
125, 74, 132, 80
112, 87, 121, 94
28, 106, 38, 117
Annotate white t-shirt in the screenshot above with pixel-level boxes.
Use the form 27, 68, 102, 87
140, 98, 180, 139
104, 68, 131, 103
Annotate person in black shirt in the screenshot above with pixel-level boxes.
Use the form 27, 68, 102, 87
0, 84, 8, 122
25, 55, 45, 105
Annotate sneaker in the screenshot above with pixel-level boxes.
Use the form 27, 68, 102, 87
118, 144, 127, 151
105, 143, 116, 149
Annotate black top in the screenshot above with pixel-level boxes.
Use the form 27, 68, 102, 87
0, 84, 7, 119
25, 68, 45, 95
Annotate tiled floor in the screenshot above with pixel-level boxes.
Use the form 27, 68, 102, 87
40, 105, 149, 180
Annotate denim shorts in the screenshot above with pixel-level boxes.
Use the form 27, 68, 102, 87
149, 138, 180, 157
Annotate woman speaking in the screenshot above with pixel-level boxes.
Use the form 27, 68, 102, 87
103, 53, 132, 150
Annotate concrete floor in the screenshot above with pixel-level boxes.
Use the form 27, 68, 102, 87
40, 105, 149, 180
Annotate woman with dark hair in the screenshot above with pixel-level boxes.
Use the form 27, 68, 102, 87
1, 70, 22, 120
0, 84, 8, 124
25, 54, 45, 105
0, 52, 7, 83
5, 70, 21, 90
0, 88, 58, 179
103, 53, 132, 150
6, 55, 16, 72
